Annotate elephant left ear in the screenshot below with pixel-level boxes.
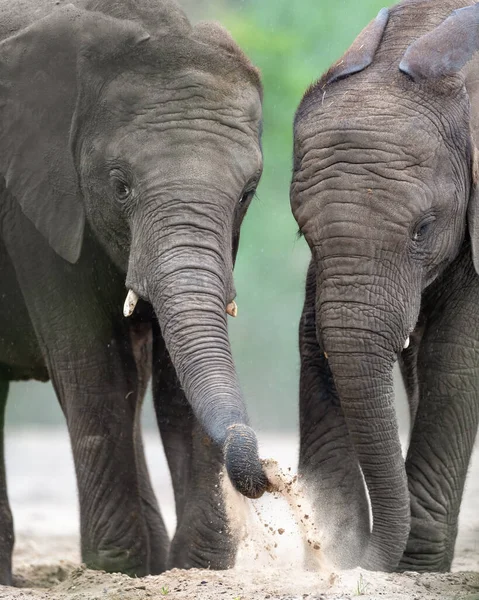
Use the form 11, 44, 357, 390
399, 4, 479, 80
322, 8, 390, 86
0, 5, 149, 264
467, 147, 479, 276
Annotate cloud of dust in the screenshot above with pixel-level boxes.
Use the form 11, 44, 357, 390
221, 458, 338, 587
219, 455, 402, 597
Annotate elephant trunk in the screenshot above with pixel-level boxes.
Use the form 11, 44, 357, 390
318, 264, 411, 571
126, 201, 270, 499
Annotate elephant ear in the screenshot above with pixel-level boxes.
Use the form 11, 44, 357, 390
0, 4, 149, 263
399, 5, 479, 81
398, 5, 479, 274
468, 147, 479, 276
322, 8, 389, 86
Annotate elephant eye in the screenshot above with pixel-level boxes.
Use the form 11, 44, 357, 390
109, 169, 131, 203
412, 216, 436, 242
239, 189, 255, 206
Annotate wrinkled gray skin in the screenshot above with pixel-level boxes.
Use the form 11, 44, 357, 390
292, 0, 479, 573
0, 0, 270, 585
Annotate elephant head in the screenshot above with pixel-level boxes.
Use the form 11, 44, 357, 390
0, 2, 270, 498
291, 1, 479, 570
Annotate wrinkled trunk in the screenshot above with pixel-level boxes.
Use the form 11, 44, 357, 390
318, 261, 412, 571
126, 199, 269, 499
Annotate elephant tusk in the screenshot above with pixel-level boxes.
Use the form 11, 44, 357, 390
324, 352, 329, 359
123, 289, 139, 317
404, 337, 410, 349
226, 300, 238, 318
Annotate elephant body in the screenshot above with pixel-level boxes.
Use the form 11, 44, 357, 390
0, 0, 269, 585
292, 0, 479, 573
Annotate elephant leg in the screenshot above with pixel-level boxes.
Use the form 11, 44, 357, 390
400, 255, 479, 572
133, 421, 170, 574
152, 320, 237, 570
55, 316, 169, 576
0, 378, 13, 585
55, 336, 158, 576
3, 222, 168, 577
298, 260, 370, 569
129, 317, 170, 574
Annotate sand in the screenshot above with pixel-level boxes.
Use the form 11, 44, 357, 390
3, 429, 479, 599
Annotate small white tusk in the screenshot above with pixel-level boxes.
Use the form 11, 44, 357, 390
226, 300, 238, 318
404, 337, 410, 350
123, 290, 139, 318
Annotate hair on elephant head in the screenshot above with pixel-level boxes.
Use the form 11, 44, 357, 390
292, 0, 479, 573
0, 1, 269, 500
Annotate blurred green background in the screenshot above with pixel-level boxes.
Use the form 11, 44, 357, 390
6, 0, 397, 432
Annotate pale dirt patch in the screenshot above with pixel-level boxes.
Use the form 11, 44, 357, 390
2, 431, 479, 599
5, 547, 479, 600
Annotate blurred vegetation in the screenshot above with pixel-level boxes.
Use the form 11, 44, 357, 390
6, 0, 396, 432
199, 0, 393, 431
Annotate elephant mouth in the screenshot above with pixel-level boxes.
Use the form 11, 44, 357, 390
123, 287, 238, 319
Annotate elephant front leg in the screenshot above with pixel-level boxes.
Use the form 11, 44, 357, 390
4, 222, 170, 577
0, 378, 13, 585
54, 336, 168, 577
400, 256, 479, 572
128, 316, 170, 574
152, 321, 238, 570
298, 261, 370, 570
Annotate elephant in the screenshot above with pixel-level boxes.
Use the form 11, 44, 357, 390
0, 0, 272, 585
291, 0, 479, 573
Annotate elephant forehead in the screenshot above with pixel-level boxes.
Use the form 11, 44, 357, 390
295, 107, 447, 165
104, 126, 262, 185
291, 125, 458, 234
295, 71, 470, 159
293, 177, 441, 235
102, 69, 262, 130
292, 107, 462, 202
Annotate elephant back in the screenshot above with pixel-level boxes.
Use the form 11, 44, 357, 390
0, 0, 191, 44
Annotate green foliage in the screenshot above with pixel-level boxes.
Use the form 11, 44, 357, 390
354, 573, 370, 596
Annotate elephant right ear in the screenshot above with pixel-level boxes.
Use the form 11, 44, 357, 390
322, 8, 389, 87
399, 5, 479, 81
397, 5, 479, 273
0, 5, 149, 263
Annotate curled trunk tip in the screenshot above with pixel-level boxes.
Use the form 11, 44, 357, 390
224, 424, 272, 499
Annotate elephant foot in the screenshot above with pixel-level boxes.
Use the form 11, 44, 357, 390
167, 529, 237, 571
0, 565, 12, 587
167, 493, 240, 571
81, 519, 168, 577
398, 548, 453, 573
398, 516, 456, 572
82, 546, 150, 578
398, 555, 452, 573
0, 508, 14, 586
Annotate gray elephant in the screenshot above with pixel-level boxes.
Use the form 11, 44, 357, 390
0, 0, 271, 585
292, 0, 479, 573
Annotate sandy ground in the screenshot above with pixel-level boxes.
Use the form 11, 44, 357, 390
2, 428, 479, 599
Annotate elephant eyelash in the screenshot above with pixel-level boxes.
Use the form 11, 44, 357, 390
411, 215, 436, 242
239, 189, 258, 206
296, 228, 304, 240
109, 167, 134, 204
